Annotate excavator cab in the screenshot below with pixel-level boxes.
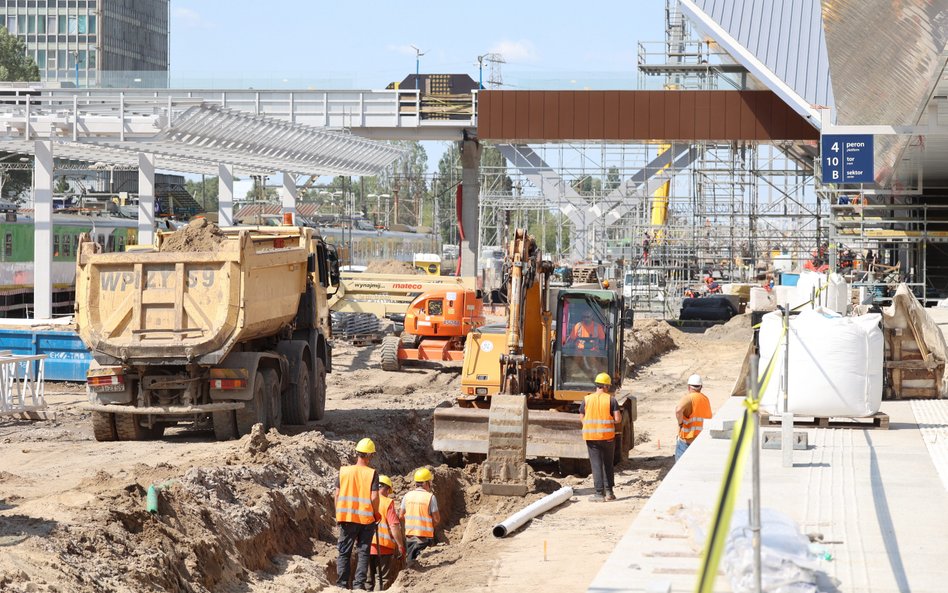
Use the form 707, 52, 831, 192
553, 290, 623, 398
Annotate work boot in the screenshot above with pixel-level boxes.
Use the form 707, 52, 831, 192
604, 489, 616, 501
590, 492, 605, 502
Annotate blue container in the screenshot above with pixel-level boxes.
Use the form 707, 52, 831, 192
781, 273, 800, 287
0, 329, 93, 381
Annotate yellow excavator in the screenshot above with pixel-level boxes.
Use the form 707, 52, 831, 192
433, 229, 636, 495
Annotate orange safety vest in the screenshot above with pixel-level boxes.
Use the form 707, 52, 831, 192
571, 321, 605, 350
403, 489, 435, 538
582, 392, 616, 441
336, 464, 376, 525
373, 495, 398, 554
678, 391, 712, 443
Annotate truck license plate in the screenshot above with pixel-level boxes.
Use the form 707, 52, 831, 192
92, 384, 125, 392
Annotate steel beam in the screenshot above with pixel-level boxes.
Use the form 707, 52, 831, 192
138, 152, 156, 245
281, 172, 297, 218
218, 163, 235, 226
32, 140, 53, 320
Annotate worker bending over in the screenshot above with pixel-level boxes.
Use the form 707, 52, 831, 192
335, 437, 381, 590
675, 375, 712, 461
368, 475, 405, 591
580, 372, 622, 502
399, 467, 441, 566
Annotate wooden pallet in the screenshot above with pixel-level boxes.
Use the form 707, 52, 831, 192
344, 334, 383, 347
759, 411, 889, 430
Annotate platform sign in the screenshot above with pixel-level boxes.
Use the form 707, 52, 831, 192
821, 134, 874, 183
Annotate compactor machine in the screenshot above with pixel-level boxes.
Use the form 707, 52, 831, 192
433, 229, 635, 495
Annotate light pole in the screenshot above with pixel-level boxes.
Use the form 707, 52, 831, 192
477, 54, 487, 89
410, 45, 426, 89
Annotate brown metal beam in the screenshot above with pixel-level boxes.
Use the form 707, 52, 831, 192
477, 90, 818, 142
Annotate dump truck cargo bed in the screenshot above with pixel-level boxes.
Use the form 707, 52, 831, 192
76, 228, 312, 366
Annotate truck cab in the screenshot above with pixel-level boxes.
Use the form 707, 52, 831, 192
623, 268, 665, 303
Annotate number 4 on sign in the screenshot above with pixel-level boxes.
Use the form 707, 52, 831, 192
831, 142, 839, 152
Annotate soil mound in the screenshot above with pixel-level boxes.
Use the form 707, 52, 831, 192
624, 318, 679, 372
704, 313, 754, 342
364, 259, 422, 275
159, 218, 225, 253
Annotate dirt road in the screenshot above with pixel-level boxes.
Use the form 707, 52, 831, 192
0, 318, 751, 593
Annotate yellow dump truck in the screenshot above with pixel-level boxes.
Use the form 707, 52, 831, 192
75, 224, 339, 441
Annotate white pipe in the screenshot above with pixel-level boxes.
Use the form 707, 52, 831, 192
492, 486, 573, 538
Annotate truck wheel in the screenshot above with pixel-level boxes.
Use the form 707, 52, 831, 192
91, 412, 117, 442
380, 336, 401, 371
282, 359, 311, 426
212, 410, 238, 441
115, 414, 163, 441
614, 409, 634, 465
309, 358, 327, 421
236, 372, 268, 436
262, 368, 283, 430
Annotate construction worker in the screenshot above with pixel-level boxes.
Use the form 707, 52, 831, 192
368, 475, 405, 591
399, 467, 441, 566
335, 437, 381, 590
580, 372, 622, 502
675, 375, 712, 461
704, 276, 722, 294
568, 308, 606, 351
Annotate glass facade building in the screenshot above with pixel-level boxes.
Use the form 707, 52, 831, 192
0, 0, 169, 87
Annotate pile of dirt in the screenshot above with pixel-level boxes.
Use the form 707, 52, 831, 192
624, 318, 680, 372
364, 259, 422, 275
704, 313, 754, 342
159, 218, 225, 253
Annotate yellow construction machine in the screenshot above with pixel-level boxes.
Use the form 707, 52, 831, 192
433, 229, 636, 496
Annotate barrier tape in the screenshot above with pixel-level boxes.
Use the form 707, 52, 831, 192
694, 325, 784, 593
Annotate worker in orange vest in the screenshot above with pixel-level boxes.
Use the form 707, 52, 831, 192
568, 309, 606, 351
335, 437, 381, 589
368, 475, 405, 591
675, 375, 712, 461
399, 467, 441, 567
580, 372, 623, 502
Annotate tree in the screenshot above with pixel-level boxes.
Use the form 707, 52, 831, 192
0, 27, 38, 81
54, 176, 70, 194
375, 141, 428, 227
185, 176, 221, 212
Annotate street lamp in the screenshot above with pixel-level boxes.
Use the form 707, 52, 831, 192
410, 45, 426, 89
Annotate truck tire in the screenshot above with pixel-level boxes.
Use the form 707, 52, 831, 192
380, 336, 401, 371
236, 372, 268, 436
282, 358, 311, 426
91, 412, 117, 442
262, 368, 283, 430
115, 413, 164, 441
613, 408, 634, 465
212, 410, 238, 441
309, 358, 327, 421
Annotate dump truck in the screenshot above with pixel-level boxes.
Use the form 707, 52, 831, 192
75, 224, 339, 441
433, 230, 635, 495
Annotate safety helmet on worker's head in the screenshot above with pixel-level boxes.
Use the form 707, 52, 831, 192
594, 372, 612, 387
413, 467, 434, 483
355, 437, 376, 454
687, 374, 703, 387
379, 475, 394, 490
602, 279, 610, 289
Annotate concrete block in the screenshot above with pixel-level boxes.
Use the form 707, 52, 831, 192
761, 430, 808, 450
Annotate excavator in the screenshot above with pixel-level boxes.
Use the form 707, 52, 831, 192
433, 229, 636, 496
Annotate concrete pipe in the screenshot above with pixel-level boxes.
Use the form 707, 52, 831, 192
492, 485, 573, 538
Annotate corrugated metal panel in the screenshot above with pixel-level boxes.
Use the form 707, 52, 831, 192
689, 0, 835, 110
477, 90, 819, 142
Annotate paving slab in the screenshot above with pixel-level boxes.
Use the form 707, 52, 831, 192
587, 398, 948, 593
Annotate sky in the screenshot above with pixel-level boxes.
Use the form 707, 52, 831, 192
169, 0, 668, 191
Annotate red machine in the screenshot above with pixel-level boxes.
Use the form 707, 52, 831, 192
380, 287, 484, 371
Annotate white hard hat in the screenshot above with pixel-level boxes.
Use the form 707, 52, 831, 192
687, 374, 702, 387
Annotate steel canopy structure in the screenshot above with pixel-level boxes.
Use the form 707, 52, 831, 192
0, 90, 407, 320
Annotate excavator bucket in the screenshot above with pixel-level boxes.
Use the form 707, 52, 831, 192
481, 394, 529, 496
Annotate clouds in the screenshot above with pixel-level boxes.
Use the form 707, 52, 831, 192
173, 7, 214, 29
488, 40, 538, 63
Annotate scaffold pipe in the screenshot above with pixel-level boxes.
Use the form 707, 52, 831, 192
492, 486, 573, 538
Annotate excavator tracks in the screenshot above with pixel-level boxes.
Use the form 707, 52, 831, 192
481, 394, 529, 496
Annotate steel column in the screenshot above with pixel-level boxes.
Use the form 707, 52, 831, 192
281, 171, 297, 218
218, 163, 235, 226
33, 140, 53, 320
137, 152, 156, 245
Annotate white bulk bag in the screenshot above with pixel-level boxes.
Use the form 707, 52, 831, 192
825, 273, 850, 314
758, 308, 883, 417
749, 287, 776, 311
791, 271, 826, 310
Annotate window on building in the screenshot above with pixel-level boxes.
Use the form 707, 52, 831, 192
87, 14, 95, 34
67, 51, 75, 68
27, 15, 35, 34
57, 15, 66, 34
47, 16, 55, 34
62, 235, 71, 258
88, 49, 95, 68
77, 15, 85, 34
37, 49, 45, 69
106, 234, 114, 252
116, 235, 124, 252
17, 15, 25, 34
4, 232, 12, 258
47, 54, 55, 70
67, 16, 76, 35
37, 14, 45, 34
53, 234, 60, 257
57, 50, 66, 70
78, 49, 86, 68
6, 16, 16, 33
